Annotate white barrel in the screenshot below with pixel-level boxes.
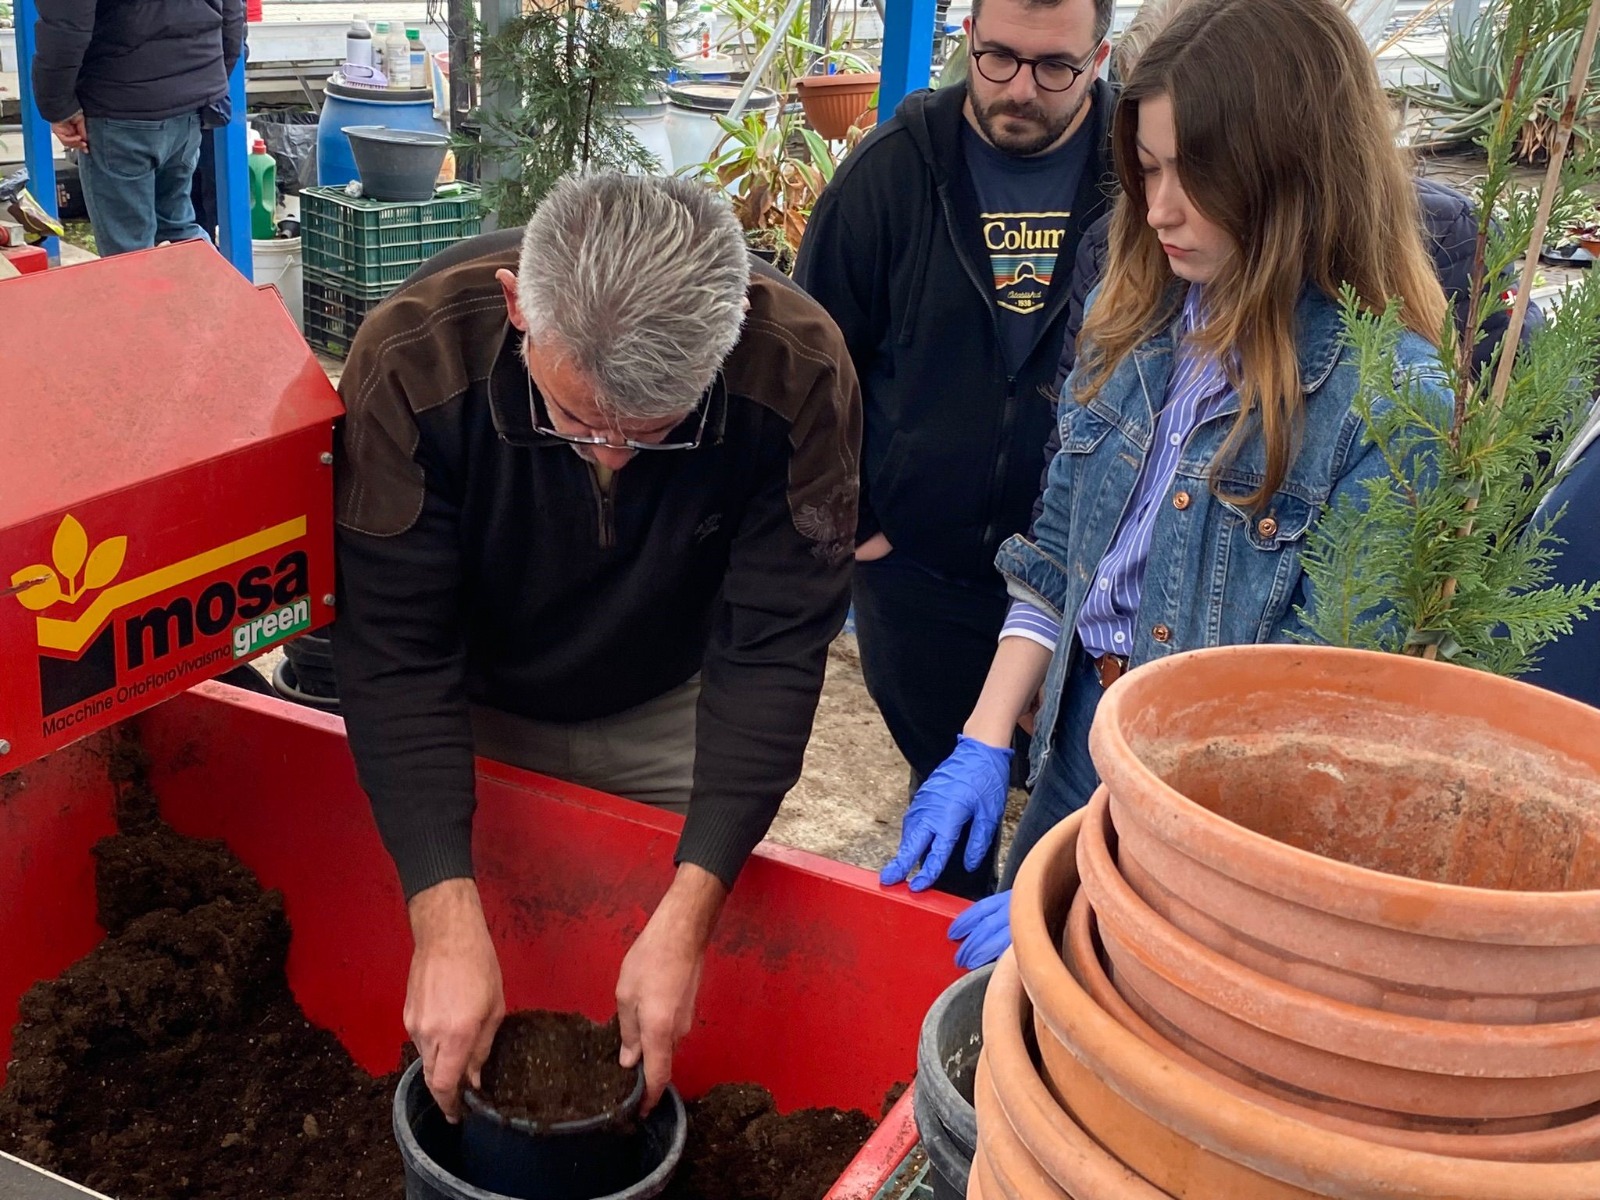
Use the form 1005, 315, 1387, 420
252, 236, 303, 332
618, 97, 675, 175
665, 82, 779, 178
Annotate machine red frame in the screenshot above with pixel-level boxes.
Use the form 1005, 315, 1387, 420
0, 242, 341, 769
1, 686, 963, 1197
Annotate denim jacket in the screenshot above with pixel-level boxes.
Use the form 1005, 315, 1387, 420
997, 284, 1448, 783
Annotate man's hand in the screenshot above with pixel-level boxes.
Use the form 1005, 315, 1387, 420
52, 114, 89, 152
854, 532, 893, 562
617, 863, 727, 1115
405, 878, 505, 1122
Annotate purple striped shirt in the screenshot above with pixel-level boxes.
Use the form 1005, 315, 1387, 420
1001, 285, 1233, 657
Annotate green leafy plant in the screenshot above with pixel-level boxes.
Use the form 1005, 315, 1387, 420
1301, 0, 1600, 674
689, 106, 858, 268
717, 0, 874, 94
1397, 0, 1600, 162
465, 1, 681, 225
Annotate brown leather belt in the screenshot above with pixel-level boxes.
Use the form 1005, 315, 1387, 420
1092, 652, 1129, 689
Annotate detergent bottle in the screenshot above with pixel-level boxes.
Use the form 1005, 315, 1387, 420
248, 138, 277, 240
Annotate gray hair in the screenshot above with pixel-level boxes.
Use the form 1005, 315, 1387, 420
517, 173, 751, 422
1111, 0, 1187, 80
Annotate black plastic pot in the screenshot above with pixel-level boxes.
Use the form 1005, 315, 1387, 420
460, 1067, 644, 1200
270, 659, 341, 713
274, 626, 340, 709
913, 963, 992, 1200
394, 1060, 685, 1200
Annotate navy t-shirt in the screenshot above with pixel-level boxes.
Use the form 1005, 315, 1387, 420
962, 119, 1094, 373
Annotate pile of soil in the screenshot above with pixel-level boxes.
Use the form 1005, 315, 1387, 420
665, 1084, 877, 1200
0, 738, 882, 1200
475, 1011, 638, 1124
0, 741, 403, 1200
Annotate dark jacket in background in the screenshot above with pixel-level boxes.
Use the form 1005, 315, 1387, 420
794, 79, 1116, 582
1031, 176, 1539, 531
32, 0, 244, 123
1527, 414, 1600, 709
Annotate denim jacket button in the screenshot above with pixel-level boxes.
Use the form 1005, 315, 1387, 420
1172, 490, 1191, 510
1257, 516, 1279, 538
1152, 623, 1172, 643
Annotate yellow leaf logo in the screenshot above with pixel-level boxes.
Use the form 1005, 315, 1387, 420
53, 514, 88, 581
9, 566, 62, 611
84, 536, 127, 590
10, 515, 128, 611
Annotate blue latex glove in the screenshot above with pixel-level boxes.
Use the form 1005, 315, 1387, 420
879, 735, 1012, 891
949, 890, 1013, 969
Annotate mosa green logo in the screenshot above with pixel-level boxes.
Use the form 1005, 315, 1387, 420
9, 513, 312, 726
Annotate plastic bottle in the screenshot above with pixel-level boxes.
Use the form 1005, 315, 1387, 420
372, 21, 388, 73
345, 16, 373, 68
386, 24, 412, 87
696, 1, 713, 57
247, 138, 277, 240
407, 27, 427, 80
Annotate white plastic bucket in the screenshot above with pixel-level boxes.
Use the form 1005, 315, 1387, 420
618, 98, 675, 176
665, 82, 778, 179
253, 236, 303, 332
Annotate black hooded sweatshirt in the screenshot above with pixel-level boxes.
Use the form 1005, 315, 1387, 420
793, 79, 1115, 582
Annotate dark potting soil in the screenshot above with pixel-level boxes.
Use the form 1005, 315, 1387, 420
1, 736, 882, 1200
0, 737, 404, 1200
476, 1010, 638, 1125
663, 1084, 877, 1200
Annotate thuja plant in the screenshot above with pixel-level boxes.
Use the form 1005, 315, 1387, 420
1300, 0, 1600, 675
468, 0, 681, 225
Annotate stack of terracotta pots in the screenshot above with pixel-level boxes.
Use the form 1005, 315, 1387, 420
971, 644, 1600, 1199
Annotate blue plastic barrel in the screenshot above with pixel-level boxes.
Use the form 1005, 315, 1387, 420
317, 73, 446, 188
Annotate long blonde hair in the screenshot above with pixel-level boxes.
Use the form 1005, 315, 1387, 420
1077, 0, 1448, 507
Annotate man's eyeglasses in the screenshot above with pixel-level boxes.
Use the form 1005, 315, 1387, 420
969, 32, 1102, 93
528, 370, 709, 452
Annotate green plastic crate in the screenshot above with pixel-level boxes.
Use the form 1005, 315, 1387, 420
300, 185, 484, 293
302, 268, 384, 359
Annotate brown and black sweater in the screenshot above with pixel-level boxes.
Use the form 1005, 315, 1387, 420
332, 243, 862, 901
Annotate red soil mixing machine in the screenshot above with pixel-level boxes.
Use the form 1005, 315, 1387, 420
0, 244, 963, 1199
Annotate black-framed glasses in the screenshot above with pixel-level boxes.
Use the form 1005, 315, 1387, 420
969, 31, 1102, 93
527, 368, 709, 452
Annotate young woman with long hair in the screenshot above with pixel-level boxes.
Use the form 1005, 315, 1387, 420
877, 0, 1453, 966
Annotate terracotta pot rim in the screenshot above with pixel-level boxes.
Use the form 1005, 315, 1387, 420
1063, 887, 1600, 1160
980, 944, 1172, 1200
1089, 644, 1600, 940
1010, 812, 1600, 1199
795, 70, 882, 91
1079, 791, 1600, 1076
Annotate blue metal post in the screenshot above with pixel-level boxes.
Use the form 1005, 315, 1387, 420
12, 0, 60, 262
214, 54, 253, 279
877, 0, 937, 121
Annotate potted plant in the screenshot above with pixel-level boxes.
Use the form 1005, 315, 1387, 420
466, 0, 682, 226
695, 106, 859, 270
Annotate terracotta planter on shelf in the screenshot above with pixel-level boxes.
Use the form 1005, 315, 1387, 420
1077, 790, 1600, 1121
796, 71, 880, 139
1009, 811, 1600, 1200
1063, 886, 1600, 1163
977, 945, 1172, 1200
1087, 644, 1600, 1015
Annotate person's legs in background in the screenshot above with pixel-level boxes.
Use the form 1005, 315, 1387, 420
852, 553, 1015, 900
999, 649, 1103, 888
79, 115, 206, 255
154, 113, 206, 246
191, 124, 219, 243
77, 118, 162, 256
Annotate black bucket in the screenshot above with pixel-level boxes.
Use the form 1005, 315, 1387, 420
394, 1060, 686, 1200
914, 963, 992, 1200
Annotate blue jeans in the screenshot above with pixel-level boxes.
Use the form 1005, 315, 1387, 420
79, 114, 205, 257
1000, 646, 1104, 888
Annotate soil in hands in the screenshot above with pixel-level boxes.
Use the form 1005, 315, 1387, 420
475, 1010, 638, 1125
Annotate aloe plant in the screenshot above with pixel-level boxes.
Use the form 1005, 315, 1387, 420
1397, 0, 1600, 162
